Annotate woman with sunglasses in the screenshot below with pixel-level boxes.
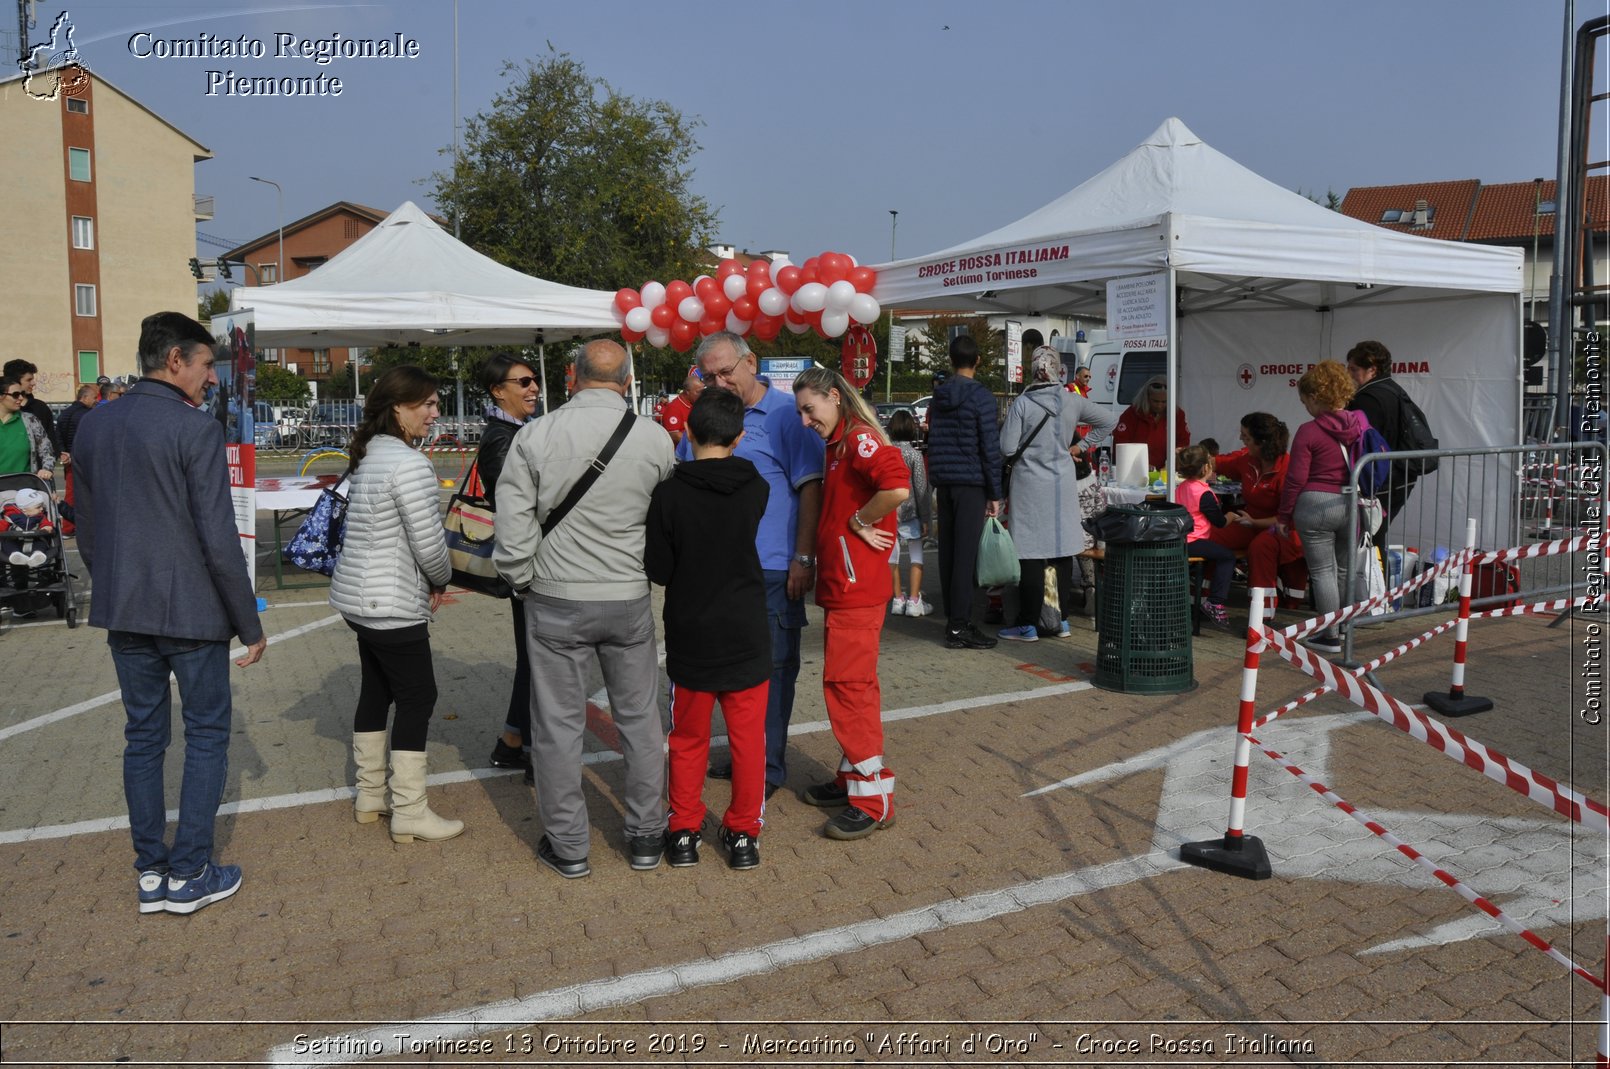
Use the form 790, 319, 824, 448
476, 354, 543, 780
0, 376, 56, 481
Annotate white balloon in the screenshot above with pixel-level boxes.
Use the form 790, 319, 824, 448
722, 273, 747, 302
646, 325, 670, 348
757, 288, 788, 318
624, 306, 652, 333
692, 274, 711, 289
794, 282, 828, 313
678, 296, 705, 323
849, 293, 881, 325
826, 279, 857, 312
725, 311, 752, 335
785, 317, 811, 335
820, 309, 850, 337
640, 281, 666, 309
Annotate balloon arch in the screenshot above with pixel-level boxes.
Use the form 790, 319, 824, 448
610, 251, 880, 353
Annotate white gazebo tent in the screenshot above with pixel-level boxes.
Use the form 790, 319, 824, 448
872, 118, 1525, 545
230, 200, 623, 410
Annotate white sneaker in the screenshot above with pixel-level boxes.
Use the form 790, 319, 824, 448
890, 596, 908, 615
6, 552, 26, 566
905, 596, 932, 617
26, 551, 46, 568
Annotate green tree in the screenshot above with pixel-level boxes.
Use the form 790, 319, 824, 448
198, 288, 230, 323
430, 50, 717, 292
254, 363, 311, 403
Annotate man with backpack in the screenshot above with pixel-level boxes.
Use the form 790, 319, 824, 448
1344, 340, 1438, 527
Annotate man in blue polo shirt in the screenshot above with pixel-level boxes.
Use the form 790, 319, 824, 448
679, 332, 824, 799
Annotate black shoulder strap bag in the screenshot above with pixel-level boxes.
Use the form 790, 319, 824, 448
541, 409, 638, 537
1001, 405, 1054, 499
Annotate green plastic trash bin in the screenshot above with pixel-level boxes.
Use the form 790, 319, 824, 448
1091, 501, 1195, 694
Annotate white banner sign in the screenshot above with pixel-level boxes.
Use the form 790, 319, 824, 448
1107, 272, 1169, 341
1005, 320, 1023, 384
888, 325, 907, 364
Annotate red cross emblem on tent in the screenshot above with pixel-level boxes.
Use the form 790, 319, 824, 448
1237, 363, 1255, 390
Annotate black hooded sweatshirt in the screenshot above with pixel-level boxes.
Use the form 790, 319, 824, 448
645, 455, 771, 692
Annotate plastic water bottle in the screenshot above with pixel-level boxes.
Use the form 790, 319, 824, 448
1098, 451, 1111, 486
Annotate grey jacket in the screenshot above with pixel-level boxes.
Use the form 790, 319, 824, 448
73, 378, 262, 644
493, 389, 675, 601
1001, 384, 1116, 559
329, 435, 452, 628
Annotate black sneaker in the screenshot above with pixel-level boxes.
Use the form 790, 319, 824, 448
665, 828, 701, 867
822, 807, 894, 841
1300, 633, 1343, 655
536, 836, 590, 879
707, 762, 733, 780
489, 738, 530, 771
719, 827, 759, 870
945, 625, 997, 650
800, 780, 849, 807
627, 832, 663, 871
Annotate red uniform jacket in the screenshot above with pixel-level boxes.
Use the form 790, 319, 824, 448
815, 420, 910, 610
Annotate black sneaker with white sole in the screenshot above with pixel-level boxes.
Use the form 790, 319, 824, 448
822, 807, 894, 841
627, 833, 663, 871
665, 828, 701, 867
944, 625, 997, 650
718, 827, 759, 870
537, 836, 590, 879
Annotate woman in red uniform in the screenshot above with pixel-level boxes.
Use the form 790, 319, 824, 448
1211, 412, 1308, 608
792, 367, 910, 841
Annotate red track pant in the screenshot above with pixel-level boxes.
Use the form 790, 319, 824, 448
668, 680, 769, 836
1208, 523, 1308, 593
822, 605, 895, 822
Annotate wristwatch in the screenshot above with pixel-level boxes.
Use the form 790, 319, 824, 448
793, 554, 816, 567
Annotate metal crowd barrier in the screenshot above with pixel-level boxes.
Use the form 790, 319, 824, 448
1337, 441, 1607, 658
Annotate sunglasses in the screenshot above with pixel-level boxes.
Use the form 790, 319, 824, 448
2, 391, 24, 399
501, 376, 539, 389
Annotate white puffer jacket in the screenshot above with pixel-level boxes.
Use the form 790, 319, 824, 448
329, 435, 451, 628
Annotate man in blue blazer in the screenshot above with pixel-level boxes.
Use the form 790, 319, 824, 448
74, 311, 267, 917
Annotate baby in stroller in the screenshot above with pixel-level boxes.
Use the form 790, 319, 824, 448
2, 487, 54, 572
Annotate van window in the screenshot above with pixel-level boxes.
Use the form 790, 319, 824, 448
1116, 353, 1167, 407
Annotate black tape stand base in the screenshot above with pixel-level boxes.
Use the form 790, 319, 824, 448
1422, 690, 1494, 717
1180, 833, 1272, 880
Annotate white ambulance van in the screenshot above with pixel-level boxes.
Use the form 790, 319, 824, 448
1051, 331, 1168, 414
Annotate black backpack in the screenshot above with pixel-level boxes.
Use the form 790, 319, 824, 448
1395, 388, 1439, 476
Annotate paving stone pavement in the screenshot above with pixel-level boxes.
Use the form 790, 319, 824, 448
0, 531, 1602, 1067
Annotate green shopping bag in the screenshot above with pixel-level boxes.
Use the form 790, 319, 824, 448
976, 516, 1020, 586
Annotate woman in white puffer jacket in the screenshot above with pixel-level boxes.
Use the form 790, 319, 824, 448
330, 365, 459, 844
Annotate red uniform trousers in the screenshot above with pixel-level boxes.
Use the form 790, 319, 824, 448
1208, 522, 1308, 598
61, 467, 76, 536
668, 680, 769, 836
822, 604, 895, 822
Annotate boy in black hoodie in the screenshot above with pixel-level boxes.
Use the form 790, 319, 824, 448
646, 388, 771, 870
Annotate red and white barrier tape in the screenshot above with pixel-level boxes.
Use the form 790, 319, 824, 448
1250, 616, 1459, 731
1247, 733, 1606, 992
1472, 535, 1594, 566
1469, 595, 1592, 623
1280, 550, 1471, 642
1260, 627, 1610, 831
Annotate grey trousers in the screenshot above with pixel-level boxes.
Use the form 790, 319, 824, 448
525, 593, 666, 857
1293, 490, 1358, 628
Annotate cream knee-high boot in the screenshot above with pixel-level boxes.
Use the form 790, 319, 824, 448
387, 750, 464, 843
352, 731, 391, 824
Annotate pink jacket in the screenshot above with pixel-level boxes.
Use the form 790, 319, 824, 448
1277, 409, 1367, 528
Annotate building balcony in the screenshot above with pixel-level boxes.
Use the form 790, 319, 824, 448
194, 194, 214, 221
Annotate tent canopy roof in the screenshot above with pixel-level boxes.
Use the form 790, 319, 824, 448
230, 201, 619, 347
873, 118, 1522, 317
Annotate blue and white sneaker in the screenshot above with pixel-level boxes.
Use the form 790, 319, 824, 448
998, 625, 1038, 642
137, 869, 167, 914
164, 863, 242, 915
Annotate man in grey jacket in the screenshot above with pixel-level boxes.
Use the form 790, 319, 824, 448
494, 340, 675, 878
74, 311, 266, 916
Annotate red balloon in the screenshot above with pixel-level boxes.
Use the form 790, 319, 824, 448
717, 258, 743, 279
745, 275, 769, 300
665, 279, 694, 306
775, 265, 803, 295
694, 276, 720, 301
670, 320, 697, 351
732, 295, 758, 322
621, 326, 646, 343
784, 306, 809, 326
802, 256, 819, 275
753, 314, 782, 341
698, 315, 724, 336
801, 265, 819, 287
819, 253, 848, 285
806, 309, 824, 331
747, 258, 773, 281
614, 288, 641, 313
703, 293, 731, 320
848, 266, 876, 293
650, 304, 675, 330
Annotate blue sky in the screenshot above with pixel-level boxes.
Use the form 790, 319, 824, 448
20, 0, 1600, 271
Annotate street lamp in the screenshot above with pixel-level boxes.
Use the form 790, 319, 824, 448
1531, 177, 1546, 323
889, 209, 898, 261
249, 176, 284, 285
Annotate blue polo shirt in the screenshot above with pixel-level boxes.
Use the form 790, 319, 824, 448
677, 377, 825, 570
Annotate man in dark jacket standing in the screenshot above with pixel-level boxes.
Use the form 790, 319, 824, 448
925, 334, 1004, 649
75, 312, 266, 917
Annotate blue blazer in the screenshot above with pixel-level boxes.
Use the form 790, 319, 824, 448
74, 379, 264, 645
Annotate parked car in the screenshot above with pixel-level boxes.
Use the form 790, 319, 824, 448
875, 402, 915, 429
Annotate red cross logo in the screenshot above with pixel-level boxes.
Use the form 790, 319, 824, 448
1237, 363, 1255, 390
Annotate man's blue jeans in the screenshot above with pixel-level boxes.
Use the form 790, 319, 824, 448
762, 570, 805, 787
108, 631, 234, 878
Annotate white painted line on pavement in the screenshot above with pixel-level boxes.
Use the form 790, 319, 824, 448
0, 679, 1091, 842
0, 613, 345, 744
268, 850, 1185, 1067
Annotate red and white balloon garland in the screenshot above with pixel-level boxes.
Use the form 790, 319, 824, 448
611, 252, 879, 353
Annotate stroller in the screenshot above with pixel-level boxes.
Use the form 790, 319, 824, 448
0, 472, 80, 630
